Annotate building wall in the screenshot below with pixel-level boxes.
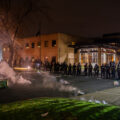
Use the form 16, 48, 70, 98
79, 47, 116, 66
58, 33, 75, 64
17, 36, 41, 60
2, 33, 77, 65
17, 33, 59, 63
40, 33, 58, 62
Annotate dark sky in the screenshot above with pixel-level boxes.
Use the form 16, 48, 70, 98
1, 0, 120, 38
43, 0, 120, 37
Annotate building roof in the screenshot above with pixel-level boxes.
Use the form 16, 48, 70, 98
103, 33, 120, 38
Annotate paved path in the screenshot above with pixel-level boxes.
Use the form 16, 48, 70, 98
73, 86, 120, 105
0, 72, 118, 104
56, 75, 116, 93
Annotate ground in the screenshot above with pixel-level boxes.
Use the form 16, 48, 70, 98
0, 71, 117, 104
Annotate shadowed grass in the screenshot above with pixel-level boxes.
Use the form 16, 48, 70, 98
0, 98, 120, 120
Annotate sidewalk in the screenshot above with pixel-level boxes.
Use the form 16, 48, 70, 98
74, 86, 120, 105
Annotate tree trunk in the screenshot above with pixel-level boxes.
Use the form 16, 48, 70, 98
8, 44, 14, 67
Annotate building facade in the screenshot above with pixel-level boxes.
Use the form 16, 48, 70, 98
2, 33, 76, 66
2, 33, 120, 67
77, 46, 117, 67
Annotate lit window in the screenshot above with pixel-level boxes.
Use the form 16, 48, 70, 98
3, 48, 6, 52
37, 42, 41, 47
44, 41, 48, 47
72, 42, 75, 45
52, 40, 56, 47
31, 43, 35, 48
26, 43, 29, 48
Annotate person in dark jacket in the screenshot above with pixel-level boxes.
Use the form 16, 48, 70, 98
111, 62, 116, 79
88, 63, 93, 76
101, 64, 105, 78
94, 64, 99, 77
77, 63, 81, 76
68, 63, 72, 75
105, 64, 110, 79
84, 63, 88, 76
73, 63, 76, 76
117, 62, 120, 79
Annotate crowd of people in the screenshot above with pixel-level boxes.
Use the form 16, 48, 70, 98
16, 57, 120, 80
33, 60, 120, 79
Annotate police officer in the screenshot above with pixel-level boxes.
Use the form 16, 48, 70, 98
101, 64, 105, 78
64, 62, 68, 75
94, 64, 99, 77
50, 62, 53, 72
84, 63, 88, 76
77, 63, 81, 76
88, 63, 93, 76
68, 63, 72, 75
117, 62, 120, 79
111, 62, 116, 79
73, 63, 76, 76
105, 64, 110, 79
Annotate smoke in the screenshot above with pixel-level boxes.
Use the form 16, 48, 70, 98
0, 61, 84, 96
0, 61, 31, 86
38, 71, 84, 95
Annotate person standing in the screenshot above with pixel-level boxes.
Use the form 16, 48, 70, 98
94, 64, 99, 77
88, 63, 93, 76
117, 62, 120, 79
77, 63, 81, 76
84, 63, 88, 76
64, 62, 68, 75
111, 62, 116, 79
73, 63, 76, 76
101, 64, 105, 78
68, 63, 72, 75
105, 64, 110, 79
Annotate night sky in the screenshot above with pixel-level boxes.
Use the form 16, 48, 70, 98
1, 0, 120, 38
45, 0, 120, 37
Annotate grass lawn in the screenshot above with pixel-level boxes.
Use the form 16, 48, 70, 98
0, 98, 120, 120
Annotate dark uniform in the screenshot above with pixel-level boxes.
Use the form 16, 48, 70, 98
84, 63, 88, 76
101, 64, 105, 78
50, 62, 53, 72
117, 62, 120, 79
64, 63, 68, 75
94, 64, 99, 77
88, 63, 93, 76
73, 63, 76, 76
68, 64, 72, 75
77, 63, 81, 76
56, 62, 60, 72
111, 62, 116, 79
105, 64, 110, 79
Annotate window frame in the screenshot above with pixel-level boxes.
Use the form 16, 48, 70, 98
52, 40, 56, 47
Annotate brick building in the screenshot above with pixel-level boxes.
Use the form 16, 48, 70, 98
2, 32, 120, 67
2, 33, 77, 66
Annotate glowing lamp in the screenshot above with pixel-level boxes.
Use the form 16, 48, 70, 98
27, 66, 31, 70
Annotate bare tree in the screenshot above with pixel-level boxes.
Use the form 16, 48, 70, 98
0, 0, 50, 67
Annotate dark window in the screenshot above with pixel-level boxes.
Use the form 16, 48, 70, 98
44, 41, 48, 47
37, 42, 41, 47
26, 43, 29, 48
52, 40, 56, 47
31, 43, 35, 48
